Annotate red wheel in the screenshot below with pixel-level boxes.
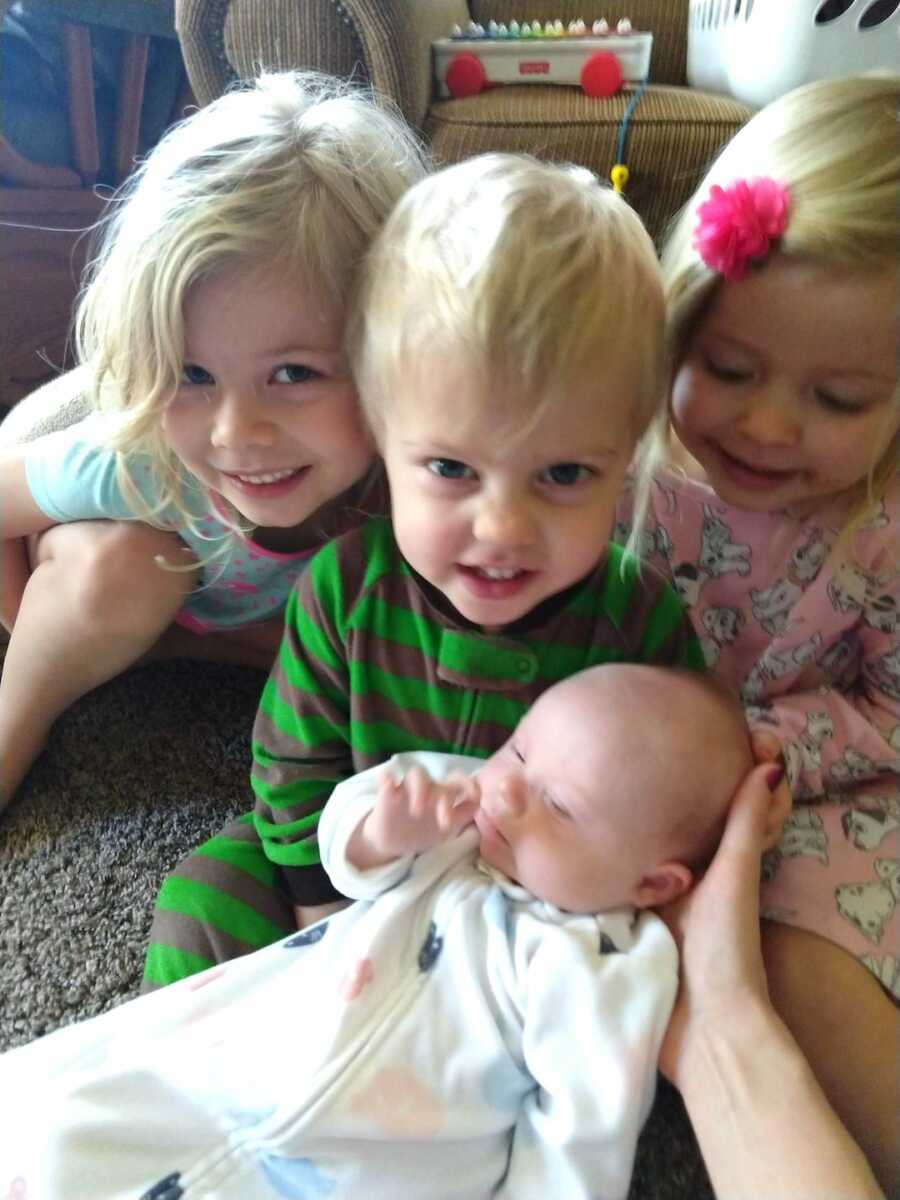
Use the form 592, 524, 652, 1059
580, 51, 623, 98
446, 53, 487, 99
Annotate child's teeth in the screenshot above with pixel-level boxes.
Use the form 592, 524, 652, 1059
237, 469, 295, 484
481, 567, 519, 579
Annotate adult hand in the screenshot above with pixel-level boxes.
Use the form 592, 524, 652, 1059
658, 759, 789, 1088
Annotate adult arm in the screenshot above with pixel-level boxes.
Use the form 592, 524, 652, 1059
658, 761, 884, 1200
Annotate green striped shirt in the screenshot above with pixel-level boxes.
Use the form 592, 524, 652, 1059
251, 517, 703, 903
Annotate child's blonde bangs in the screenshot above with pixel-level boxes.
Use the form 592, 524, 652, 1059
354, 153, 667, 449
69, 70, 427, 538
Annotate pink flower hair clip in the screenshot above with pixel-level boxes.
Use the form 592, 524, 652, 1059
694, 177, 790, 281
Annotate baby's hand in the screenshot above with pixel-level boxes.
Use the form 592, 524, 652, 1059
363, 765, 480, 862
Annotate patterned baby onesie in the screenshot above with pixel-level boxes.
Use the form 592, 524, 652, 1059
0, 752, 677, 1199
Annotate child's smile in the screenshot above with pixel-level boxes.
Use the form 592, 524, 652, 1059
379, 362, 638, 630
164, 263, 373, 541
672, 259, 899, 515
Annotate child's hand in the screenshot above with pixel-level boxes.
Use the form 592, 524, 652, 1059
347, 765, 480, 870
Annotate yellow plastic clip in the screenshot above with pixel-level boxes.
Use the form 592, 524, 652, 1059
610, 163, 629, 194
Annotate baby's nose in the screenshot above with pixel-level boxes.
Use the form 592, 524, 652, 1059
499, 773, 527, 818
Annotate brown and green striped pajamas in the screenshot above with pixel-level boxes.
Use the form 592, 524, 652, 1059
143, 517, 703, 989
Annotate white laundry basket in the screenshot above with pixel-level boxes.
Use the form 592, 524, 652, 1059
687, 0, 900, 108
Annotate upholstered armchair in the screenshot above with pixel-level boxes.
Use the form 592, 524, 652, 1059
175, 0, 754, 241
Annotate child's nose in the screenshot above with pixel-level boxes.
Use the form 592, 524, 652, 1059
210, 390, 276, 449
472, 494, 536, 549
735, 392, 801, 447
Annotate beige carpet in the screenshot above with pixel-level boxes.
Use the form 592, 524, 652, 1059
0, 647, 265, 1048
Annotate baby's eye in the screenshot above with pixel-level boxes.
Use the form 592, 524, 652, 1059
427, 458, 475, 481
180, 364, 214, 386
272, 363, 320, 385
540, 463, 594, 487
544, 793, 570, 819
509, 743, 524, 763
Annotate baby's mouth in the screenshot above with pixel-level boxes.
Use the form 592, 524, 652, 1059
475, 807, 508, 845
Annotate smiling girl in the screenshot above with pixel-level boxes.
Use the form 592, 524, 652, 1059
0, 72, 426, 806
617, 73, 899, 1193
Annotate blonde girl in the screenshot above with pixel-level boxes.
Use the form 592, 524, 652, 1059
618, 73, 899, 1192
0, 71, 427, 807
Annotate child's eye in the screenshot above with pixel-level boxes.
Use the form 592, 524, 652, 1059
540, 463, 594, 487
181, 364, 213, 386
814, 389, 865, 416
509, 743, 524, 763
427, 458, 475, 480
705, 358, 749, 384
272, 363, 320, 385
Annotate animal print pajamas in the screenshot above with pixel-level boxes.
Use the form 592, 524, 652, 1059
617, 471, 900, 997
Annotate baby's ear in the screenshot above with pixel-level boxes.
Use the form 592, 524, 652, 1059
632, 863, 693, 910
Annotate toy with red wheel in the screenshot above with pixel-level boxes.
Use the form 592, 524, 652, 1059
434, 17, 652, 100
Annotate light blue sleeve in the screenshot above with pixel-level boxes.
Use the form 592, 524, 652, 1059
23, 420, 161, 524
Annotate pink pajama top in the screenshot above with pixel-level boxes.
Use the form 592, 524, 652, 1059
617, 470, 900, 996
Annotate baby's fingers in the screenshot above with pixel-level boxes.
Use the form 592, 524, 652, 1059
377, 766, 405, 804
406, 765, 440, 822
437, 774, 480, 832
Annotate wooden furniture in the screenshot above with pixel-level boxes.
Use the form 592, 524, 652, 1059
0, 0, 190, 413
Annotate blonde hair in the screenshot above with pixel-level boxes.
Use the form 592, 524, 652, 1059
75, 70, 427, 534
348, 153, 667, 556
661, 73, 900, 562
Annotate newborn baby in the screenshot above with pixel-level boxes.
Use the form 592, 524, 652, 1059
346, 661, 752, 913
0, 664, 753, 1200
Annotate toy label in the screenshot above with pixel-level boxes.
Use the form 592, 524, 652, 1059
519, 61, 550, 75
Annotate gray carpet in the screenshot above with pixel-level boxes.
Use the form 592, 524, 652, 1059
0, 641, 712, 1198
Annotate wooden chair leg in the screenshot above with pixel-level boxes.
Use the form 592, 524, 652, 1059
0, 133, 81, 189
168, 75, 198, 127
114, 33, 150, 184
60, 21, 99, 188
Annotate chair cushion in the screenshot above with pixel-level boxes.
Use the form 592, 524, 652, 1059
424, 84, 752, 241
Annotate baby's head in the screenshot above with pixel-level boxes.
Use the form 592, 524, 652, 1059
76, 71, 427, 526
474, 664, 752, 912
348, 152, 668, 628
659, 73, 899, 538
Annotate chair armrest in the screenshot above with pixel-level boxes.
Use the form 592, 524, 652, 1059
339, 0, 470, 127
176, 0, 469, 125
